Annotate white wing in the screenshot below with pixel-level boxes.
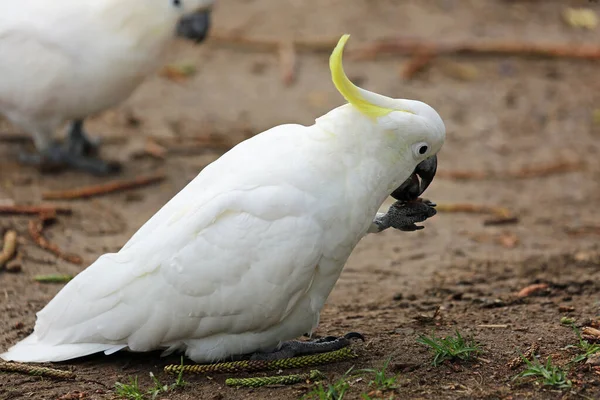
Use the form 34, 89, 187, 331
11, 185, 324, 361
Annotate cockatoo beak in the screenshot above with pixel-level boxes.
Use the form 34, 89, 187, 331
176, 9, 211, 43
390, 155, 438, 202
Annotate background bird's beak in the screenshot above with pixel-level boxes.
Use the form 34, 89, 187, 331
390, 155, 438, 201
176, 9, 211, 43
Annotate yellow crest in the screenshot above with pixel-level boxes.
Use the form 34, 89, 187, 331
329, 34, 395, 119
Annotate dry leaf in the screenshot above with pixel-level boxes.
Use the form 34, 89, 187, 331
563, 8, 598, 30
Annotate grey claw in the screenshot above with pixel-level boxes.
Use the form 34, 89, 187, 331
399, 224, 424, 232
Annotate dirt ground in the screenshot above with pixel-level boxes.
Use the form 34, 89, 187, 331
2, 0, 600, 399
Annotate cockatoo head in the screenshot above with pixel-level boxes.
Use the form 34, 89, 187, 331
330, 34, 446, 201
172, 0, 214, 42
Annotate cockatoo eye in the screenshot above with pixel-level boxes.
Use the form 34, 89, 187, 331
412, 142, 429, 158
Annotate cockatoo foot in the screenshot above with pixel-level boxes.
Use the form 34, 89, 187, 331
19, 143, 121, 175
67, 119, 101, 156
373, 199, 437, 232
249, 332, 364, 361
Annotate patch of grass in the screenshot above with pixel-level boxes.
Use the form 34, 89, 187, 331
115, 376, 145, 400
565, 325, 600, 364
356, 357, 398, 391
417, 330, 482, 366
513, 356, 572, 389
303, 368, 352, 400
115, 357, 188, 400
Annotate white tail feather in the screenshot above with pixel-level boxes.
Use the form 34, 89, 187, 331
0, 334, 121, 363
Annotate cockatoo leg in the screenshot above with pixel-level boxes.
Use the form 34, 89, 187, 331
66, 119, 101, 156
371, 200, 437, 233
19, 142, 120, 175
249, 332, 364, 361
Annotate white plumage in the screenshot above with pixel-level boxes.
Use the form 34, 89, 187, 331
1, 35, 445, 363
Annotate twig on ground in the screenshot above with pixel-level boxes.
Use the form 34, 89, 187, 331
350, 37, 600, 61
208, 33, 339, 53
435, 203, 518, 226
517, 283, 549, 298
209, 33, 600, 62
34, 274, 74, 283
477, 324, 509, 329
279, 40, 297, 85
165, 346, 357, 375
0, 205, 72, 216
226, 369, 325, 388
565, 225, 600, 237
42, 173, 166, 200
28, 214, 82, 265
0, 361, 75, 380
144, 139, 168, 159
438, 161, 584, 181
401, 52, 435, 79
0, 133, 127, 145
0, 230, 18, 268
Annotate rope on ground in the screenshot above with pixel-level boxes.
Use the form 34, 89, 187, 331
0, 361, 75, 380
226, 369, 325, 388
164, 346, 357, 375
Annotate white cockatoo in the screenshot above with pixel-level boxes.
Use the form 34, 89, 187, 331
0, 0, 214, 174
1, 35, 445, 364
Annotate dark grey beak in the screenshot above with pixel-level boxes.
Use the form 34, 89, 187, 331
390, 155, 438, 202
176, 9, 211, 43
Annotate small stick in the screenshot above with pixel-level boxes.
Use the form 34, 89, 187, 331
401, 51, 435, 79
0, 133, 127, 145
34, 274, 74, 283
517, 283, 549, 298
226, 369, 325, 388
28, 216, 82, 265
437, 160, 584, 181
144, 139, 168, 159
0, 230, 17, 268
42, 173, 166, 200
0, 205, 72, 216
565, 225, 600, 237
279, 41, 297, 86
0, 362, 75, 380
477, 324, 509, 329
350, 37, 600, 61
209, 33, 339, 53
0, 133, 30, 143
5, 257, 22, 273
165, 346, 357, 375
435, 203, 518, 225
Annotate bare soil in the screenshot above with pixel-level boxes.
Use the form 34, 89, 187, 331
1, 0, 600, 399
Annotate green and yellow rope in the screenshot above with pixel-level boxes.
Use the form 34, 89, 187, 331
164, 346, 357, 375
226, 369, 325, 388
0, 361, 75, 380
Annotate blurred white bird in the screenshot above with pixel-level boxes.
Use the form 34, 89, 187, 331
0, 0, 214, 174
1, 35, 445, 364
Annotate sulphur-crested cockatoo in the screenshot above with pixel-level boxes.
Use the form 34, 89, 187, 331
1, 34, 445, 364
0, 0, 214, 175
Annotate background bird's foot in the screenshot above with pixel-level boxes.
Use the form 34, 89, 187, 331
374, 199, 437, 232
67, 119, 101, 156
19, 144, 121, 175
249, 332, 364, 361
